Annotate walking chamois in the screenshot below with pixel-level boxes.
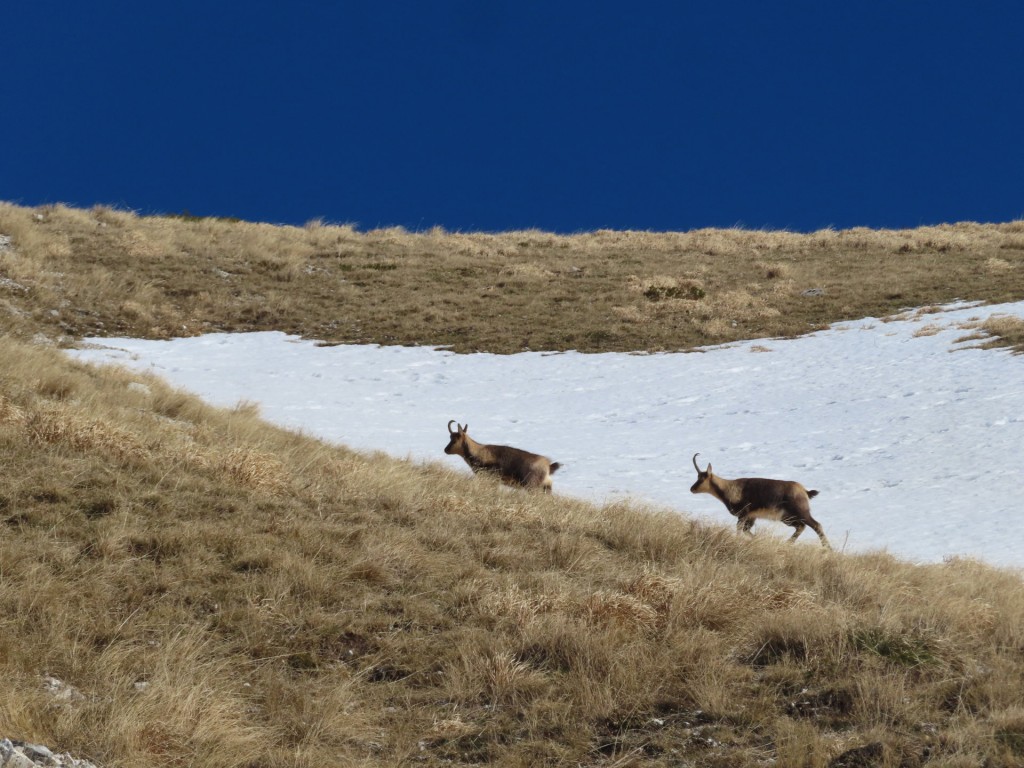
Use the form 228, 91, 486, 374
444, 420, 560, 492
690, 453, 830, 548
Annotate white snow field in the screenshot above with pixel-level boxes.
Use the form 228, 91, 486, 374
69, 300, 1024, 569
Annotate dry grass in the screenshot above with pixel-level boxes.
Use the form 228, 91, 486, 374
2, 339, 1024, 766
3, 203, 1024, 766
2, 202, 1024, 353
956, 314, 1024, 354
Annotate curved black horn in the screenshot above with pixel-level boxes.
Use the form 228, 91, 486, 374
692, 453, 703, 473
448, 420, 458, 434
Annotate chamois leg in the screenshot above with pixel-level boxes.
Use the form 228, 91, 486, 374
787, 522, 805, 542
522, 468, 551, 493
808, 518, 831, 549
738, 517, 755, 536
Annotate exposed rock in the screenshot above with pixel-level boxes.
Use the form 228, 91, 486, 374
0, 738, 99, 768
1, 739, 36, 768
42, 676, 85, 703
0, 277, 28, 293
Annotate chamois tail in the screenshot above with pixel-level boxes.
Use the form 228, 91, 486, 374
549, 462, 562, 475
807, 490, 819, 498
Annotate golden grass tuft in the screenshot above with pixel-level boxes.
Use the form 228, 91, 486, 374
219, 447, 290, 492
956, 313, 1024, 354
25, 404, 147, 459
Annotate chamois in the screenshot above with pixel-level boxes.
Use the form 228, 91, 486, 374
689, 453, 830, 548
444, 420, 560, 492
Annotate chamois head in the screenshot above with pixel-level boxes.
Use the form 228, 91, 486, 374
445, 420, 468, 456
690, 453, 713, 494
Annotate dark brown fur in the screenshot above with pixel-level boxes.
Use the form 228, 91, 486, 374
689, 453, 829, 547
444, 421, 560, 492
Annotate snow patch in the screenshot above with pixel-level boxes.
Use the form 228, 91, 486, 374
68, 300, 1024, 569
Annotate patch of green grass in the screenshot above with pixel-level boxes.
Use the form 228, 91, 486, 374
643, 283, 706, 301
851, 626, 939, 668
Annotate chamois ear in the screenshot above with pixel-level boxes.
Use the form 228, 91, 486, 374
461, 423, 468, 434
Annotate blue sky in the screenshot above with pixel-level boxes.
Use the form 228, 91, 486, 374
5, 2, 1023, 233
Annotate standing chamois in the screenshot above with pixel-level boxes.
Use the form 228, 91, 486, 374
444, 420, 561, 492
690, 453, 830, 548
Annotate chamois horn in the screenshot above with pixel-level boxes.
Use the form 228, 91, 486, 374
692, 453, 705, 473
448, 420, 458, 434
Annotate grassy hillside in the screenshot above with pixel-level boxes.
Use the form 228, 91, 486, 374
2, 202, 1024, 767
1, 202, 1023, 353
